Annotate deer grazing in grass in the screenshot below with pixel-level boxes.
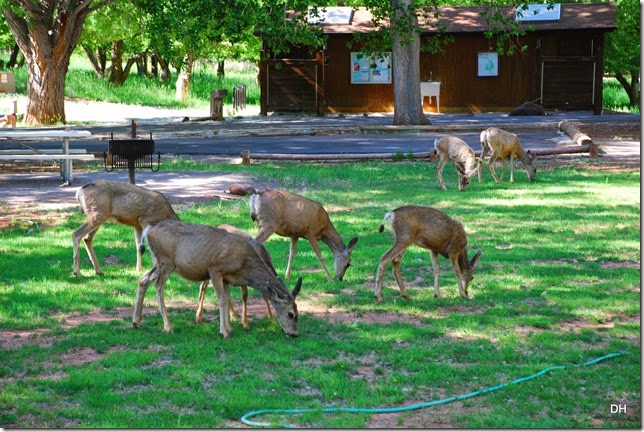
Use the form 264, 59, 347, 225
479, 127, 537, 183
374, 205, 481, 302
134, 220, 301, 338
72, 180, 179, 277
195, 224, 273, 329
249, 189, 358, 281
433, 136, 481, 191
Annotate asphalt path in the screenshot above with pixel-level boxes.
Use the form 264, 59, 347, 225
1, 130, 566, 156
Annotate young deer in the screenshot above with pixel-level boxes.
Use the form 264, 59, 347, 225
479, 127, 537, 183
135, 220, 301, 339
433, 136, 480, 191
374, 205, 481, 302
195, 224, 273, 329
72, 180, 179, 277
249, 189, 358, 281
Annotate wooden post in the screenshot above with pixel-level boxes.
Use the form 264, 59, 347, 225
241, 150, 251, 165
131, 119, 137, 138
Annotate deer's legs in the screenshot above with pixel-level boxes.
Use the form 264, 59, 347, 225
133, 226, 143, 271
212, 275, 233, 338
306, 236, 333, 281
133, 264, 173, 332
285, 237, 299, 280
449, 253, 469, 299
509, 154, 515, 183
72, 222, 102, 276
375, 241, 411, 302
240, 285, 249, 329
487, 154, 501, 183
195, 280, 209, 323
436, 157, 448, 190
429, 250, 441, 298
391, 251, 410, 300
133, 265, 159, 327
154, 269, 174, 332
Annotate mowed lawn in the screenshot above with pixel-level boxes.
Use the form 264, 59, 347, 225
0, 159, 640, 428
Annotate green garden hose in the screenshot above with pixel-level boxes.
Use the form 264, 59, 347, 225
241, 351, 626, 428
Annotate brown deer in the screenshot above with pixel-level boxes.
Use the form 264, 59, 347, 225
479, 127, 537, 183
72, 180, 179, 277
249, 189, 358, 281
134, 220, 301, 338
374, 205, 481, 302
195, 224, 273, 329
433, 136, 481, 191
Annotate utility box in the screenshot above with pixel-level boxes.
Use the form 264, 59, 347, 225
0, 72, 16, 93
210, 88, 228, 120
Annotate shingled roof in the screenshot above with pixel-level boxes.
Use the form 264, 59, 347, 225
316, 2, 616, 34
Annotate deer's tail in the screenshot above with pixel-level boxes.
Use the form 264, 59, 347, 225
378, 211, 394, 233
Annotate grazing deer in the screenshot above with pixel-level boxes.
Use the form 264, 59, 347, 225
433, 136, 480, 191
72, 180, 179, 277
134, 220, 301, 338
374, 205, 481, 302
195, 224, 273, 329
249, 189, 358, 281
479, 127, 537, 183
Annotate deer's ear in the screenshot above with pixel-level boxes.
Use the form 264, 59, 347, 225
292, 277, 303, 298
347, 237, 358, 251
470, 250, 482, 269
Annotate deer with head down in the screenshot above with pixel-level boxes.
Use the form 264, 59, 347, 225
374, 205, 481, 302
249, 189, 358, 281
433, 136, 481, 191
72, 180, 179, 277
479, 127, 537, 183
134, 220, 301, 338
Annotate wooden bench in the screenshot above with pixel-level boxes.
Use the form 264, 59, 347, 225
0, 129, 92, 185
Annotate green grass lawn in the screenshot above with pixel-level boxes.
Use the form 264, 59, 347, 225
0, 160, 640, 428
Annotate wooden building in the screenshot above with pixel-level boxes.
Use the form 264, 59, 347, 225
259, 3, 616, 116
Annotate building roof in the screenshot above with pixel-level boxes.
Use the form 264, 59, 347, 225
316, 3, 616, 34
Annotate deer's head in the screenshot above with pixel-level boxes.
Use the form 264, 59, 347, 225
526, 151, 537, 181
267, 277, 302, 338
333, 237, 359, 281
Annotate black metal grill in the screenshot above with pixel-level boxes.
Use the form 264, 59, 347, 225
104, 133, 160, 183
107, 139, 157, 169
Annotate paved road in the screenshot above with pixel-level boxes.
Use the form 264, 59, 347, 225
4, 130, 564, 156
0, 111, 638, 157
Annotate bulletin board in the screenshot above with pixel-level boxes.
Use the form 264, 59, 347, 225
478, 52, 499, 77
351, 52, 392, 84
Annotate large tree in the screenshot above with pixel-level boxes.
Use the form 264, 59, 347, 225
2, 0, 114, 125
605, 0, 640, 107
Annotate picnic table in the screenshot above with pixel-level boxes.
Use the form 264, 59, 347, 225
0, 129, 93, 185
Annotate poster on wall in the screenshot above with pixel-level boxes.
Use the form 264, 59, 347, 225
478, 52, 499, 77
351, 52, 392, 84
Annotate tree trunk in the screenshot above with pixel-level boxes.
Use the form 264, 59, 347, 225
82, 44, 107, 77
109, 40, 125, 84
615, 72, 640, 107
2, 2, 111, 125
217, 60, 225, 77
391, 0, 429, 126
6, 44, 20, 69
153, 46, 171, 83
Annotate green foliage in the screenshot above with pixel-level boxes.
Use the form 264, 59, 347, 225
0, 160, 640, 428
